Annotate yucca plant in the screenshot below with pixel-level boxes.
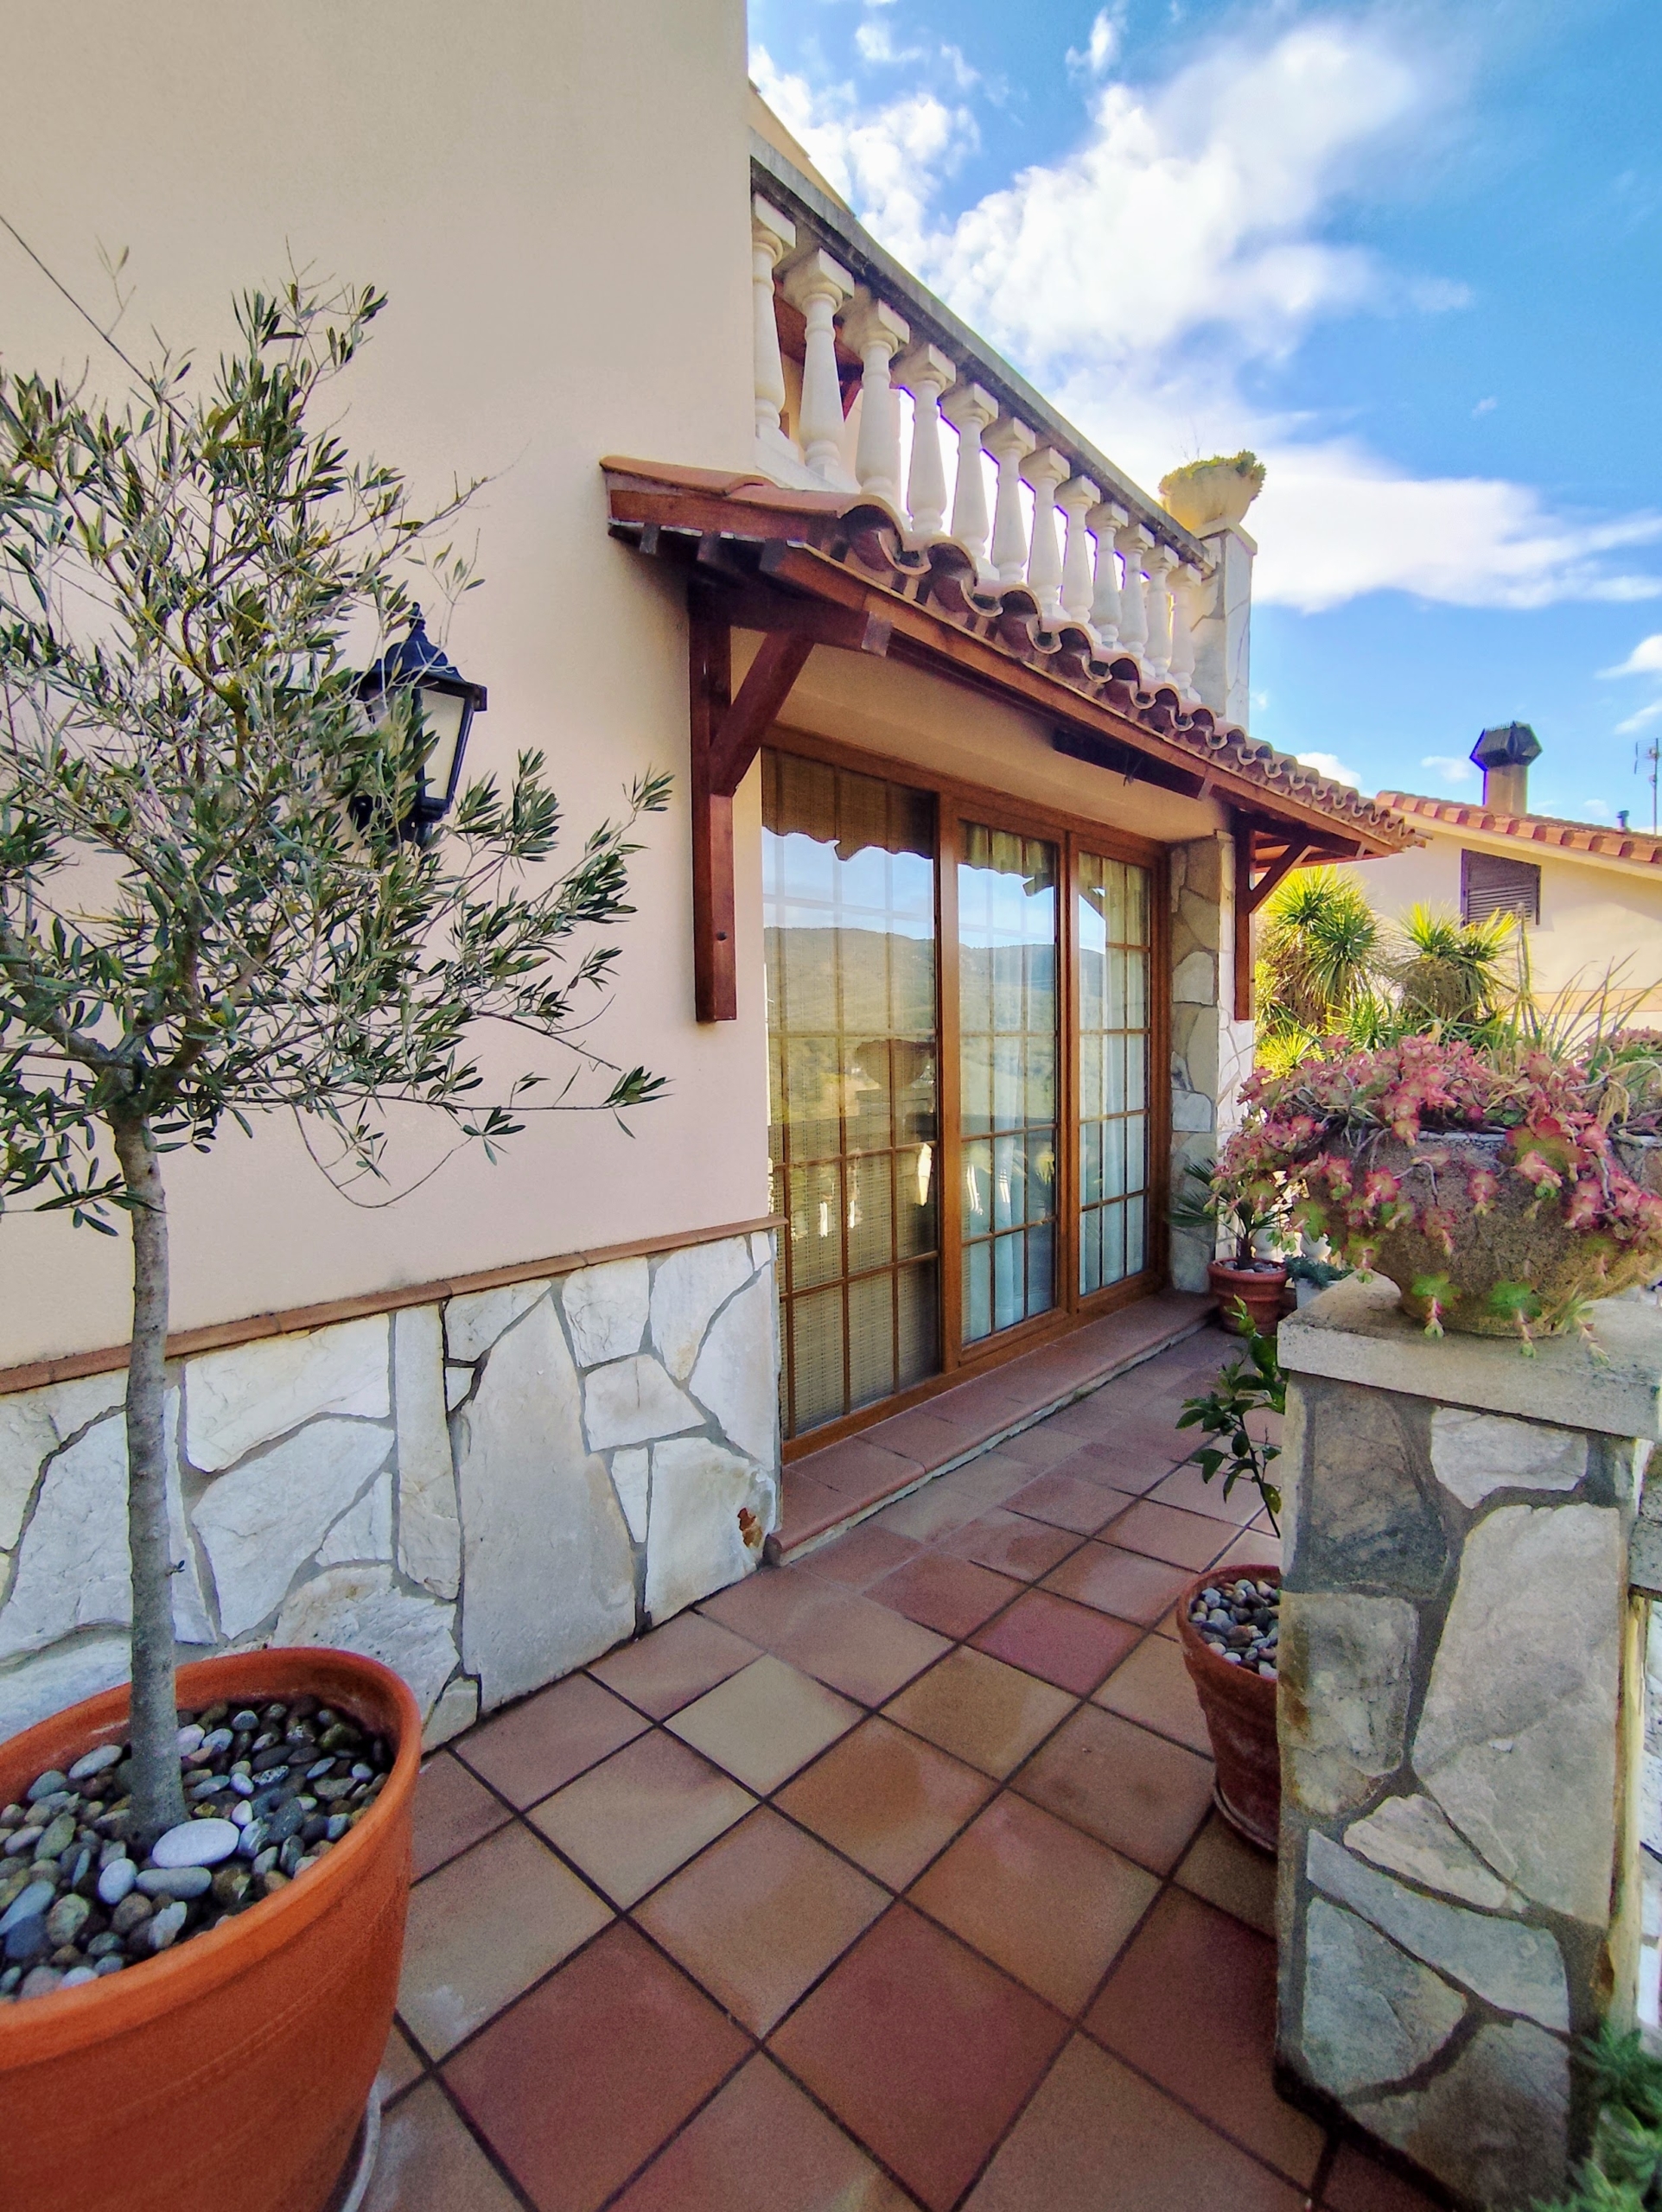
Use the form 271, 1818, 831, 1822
1387, 902, 1519, 1028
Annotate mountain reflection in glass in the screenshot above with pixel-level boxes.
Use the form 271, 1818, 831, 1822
1077, 854, 1151, 1294
763, 753, 939, 1438
958, 825, 1058, 1344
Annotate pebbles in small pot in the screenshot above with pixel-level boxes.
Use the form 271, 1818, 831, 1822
1187, 1578, 1280, 1677
0, 1694, 393, 2003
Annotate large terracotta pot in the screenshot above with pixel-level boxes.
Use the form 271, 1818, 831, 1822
1177, 1566, 1279, 1853
0, 1646, 420, 2212
1347, 1129, 1660, 1336
1207, 1259, 1288, 1337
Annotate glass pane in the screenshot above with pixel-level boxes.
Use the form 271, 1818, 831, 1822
959, 824, 1058, 1345
1076, 853, 1153, 1296
765, 753, 940, 1436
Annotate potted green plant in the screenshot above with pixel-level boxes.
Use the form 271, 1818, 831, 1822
1220, 1033, 1662, 1341
1157, 449, 1265, 534
0, 280, 665, 2210
1174, 1318, 1283, 1852
1171, 1160, 1291, 1334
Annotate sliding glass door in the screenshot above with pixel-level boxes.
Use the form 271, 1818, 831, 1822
1077, 853, 1153, 1294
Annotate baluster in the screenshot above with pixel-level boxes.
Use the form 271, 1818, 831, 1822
1168, 563, 1203, 700
845, 296, 910, 506
781, 249, 856, 486
1087, 499, 1128, 643
1057, 474, 1100, 625
1114, 520, 1153, 664
750, 198, 797, 464
895, 343, 957, 536
1144, 543, 1177, 680
1022, 448, 1070, 617
985, 416, 1036, 586
941, 381, 998, 575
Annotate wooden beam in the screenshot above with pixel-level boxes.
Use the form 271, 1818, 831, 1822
709, 630, 814, 798
1243, 840, 1312, 917
689, 596, 737, 1022
712, 586, 893, 658
1233, 820, 1256, 1022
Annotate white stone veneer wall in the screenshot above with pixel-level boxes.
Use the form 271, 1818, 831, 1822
0, 1231, 779, 1751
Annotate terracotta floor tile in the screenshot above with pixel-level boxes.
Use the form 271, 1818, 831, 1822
635, 1805, 886, 2034
798, 1522, 922, 1589
792, 1435, 925, 1503
1085, 1888, 1324, 2187
1107, 1497, 1238, 1571
1006, 1470, 1128, 1535
771, 1904, 1068, 2212
667, 1655, 860, 1792
398, 1823, 613, 2058
964, 2034, 1307, 2212
1092, 1632, 1212, 1755
869, 1552, 1023, 1638
909, 1793, 1158, 2013
455, 1675, 647, 1808
364, 2080, 521, 2212
882, 1646, 1075, 1779
776, 1587, 950, 1706
443, 1923, 748, 2212
1323, 2141, 1448, 2210
1174, 1810, 1277, 1939
777, 1715, 996, 1886
588, 1611, 760, 1719
928, 1450, 1043, 1512
994, 1423, 1087, 1468
1149, 1459, 1269, 1526
1040, 1542, 1193, 1626
697, 1564, 844, 1649
939, 1509, 1081, 1584
779, 1470, 858, 1550
1047, 1438, 1179, 1495
871, 1475, 996, 1542
1213, 1528, 1284, 1575
1015, 1705, 1213, 1874
971, 1588, 1141, 1695
376, 2021, 427, 2105
528, 1730, 754, 1906
875, 1404, 1003, 1471
411, 1751, 511, 1879
610, 2055, 914, 2212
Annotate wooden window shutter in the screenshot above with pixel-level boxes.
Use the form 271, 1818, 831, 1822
1461, 848, 1540, 925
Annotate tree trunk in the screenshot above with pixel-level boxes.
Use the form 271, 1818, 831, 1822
113, 1113, 187, 1848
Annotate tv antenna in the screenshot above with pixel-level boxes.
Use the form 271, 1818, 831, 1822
1638, 735, 1660, 835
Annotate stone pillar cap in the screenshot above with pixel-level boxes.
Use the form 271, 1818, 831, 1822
1279, 1273, 1662, 1439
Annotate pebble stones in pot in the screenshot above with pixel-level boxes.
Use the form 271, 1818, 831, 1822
1176, 1569, 1282, 1853
0, 1695, 393, 2004
1187, 1578, 1279, 1679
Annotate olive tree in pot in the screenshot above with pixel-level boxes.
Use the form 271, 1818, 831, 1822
0, 279, 666, 2209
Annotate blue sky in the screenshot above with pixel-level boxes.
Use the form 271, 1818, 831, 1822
749, 0, 1662, 820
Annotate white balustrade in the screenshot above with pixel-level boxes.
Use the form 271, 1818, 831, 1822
780, 249, 856, 486
1022, 448, 1070, 618
1143, 543, 1177, 680
941, 381, 998, 575
1087, 499, 1128, 643
1168, 563, 1202, 701
1057, 474, 1099, 626
985, 416, 1037, 586
751, 198, 797, 462
895, 343, 956, 537
1114, 521, 1153, 662
845, 295, 910, 507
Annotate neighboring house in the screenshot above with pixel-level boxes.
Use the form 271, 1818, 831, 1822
0, 0, 1409, 1743
1355, 723, 1662, 1022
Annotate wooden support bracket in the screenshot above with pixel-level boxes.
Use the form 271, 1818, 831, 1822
688, 585, 890, 1021
1233, 819, 1316, 1021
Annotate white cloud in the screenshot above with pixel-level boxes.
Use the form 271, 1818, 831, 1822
754, 10, 1661, 616
1067, 8, 1125, 78
1604, 634, 1662, 677
1423, 753, 1478, 786
1617, 699, 1662, 737
1297, 750, 1360, 786
1472, 395, 1498, 416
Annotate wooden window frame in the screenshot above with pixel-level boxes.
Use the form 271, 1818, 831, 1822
766, 724, 1171, 1461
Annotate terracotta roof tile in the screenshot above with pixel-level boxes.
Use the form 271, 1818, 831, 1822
1377, 791, 1662, 870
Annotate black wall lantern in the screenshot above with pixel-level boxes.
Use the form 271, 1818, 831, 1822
358, 608, 487, 841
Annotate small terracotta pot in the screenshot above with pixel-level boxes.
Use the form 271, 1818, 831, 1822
1176, 1565, 1280, 1853
0, 1646, 420, 2212
1207, 1260, 1288, 1337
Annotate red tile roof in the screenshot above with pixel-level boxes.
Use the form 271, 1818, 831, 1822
1378, 791, 1662, 870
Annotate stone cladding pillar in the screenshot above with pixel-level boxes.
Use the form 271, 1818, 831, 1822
1276, 1274, 1662, 2209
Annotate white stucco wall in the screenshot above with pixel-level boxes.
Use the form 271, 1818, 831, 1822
1353, 825, 1662, 1023
0, 0, 761, 1368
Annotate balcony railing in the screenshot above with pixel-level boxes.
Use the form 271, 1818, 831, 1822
749, 135, 1248, 729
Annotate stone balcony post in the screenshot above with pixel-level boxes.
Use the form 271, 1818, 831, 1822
1143, 541, 1177, 680
1056, 474, 1101, 625
985, 416, 1037, 586
1276, 1278, 1662, 2210
1113, 519, 1153, 663
895, 342, 957, 537
1021, 446, 1071, 618
941, 381, 998, 576
1192, 520, 1257, 727
781, 249, 856, 487
1168, 562, 1203, 701
750, 196, 798, 471
845, 295, 911, 507
1087, 499, 1128, 645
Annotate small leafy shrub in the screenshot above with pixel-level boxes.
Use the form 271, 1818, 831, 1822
1531, 2021, 1662, 2209
1176, 1313, 1284, 1533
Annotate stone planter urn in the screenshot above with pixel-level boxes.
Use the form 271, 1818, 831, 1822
1157, 452, 1264, 534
